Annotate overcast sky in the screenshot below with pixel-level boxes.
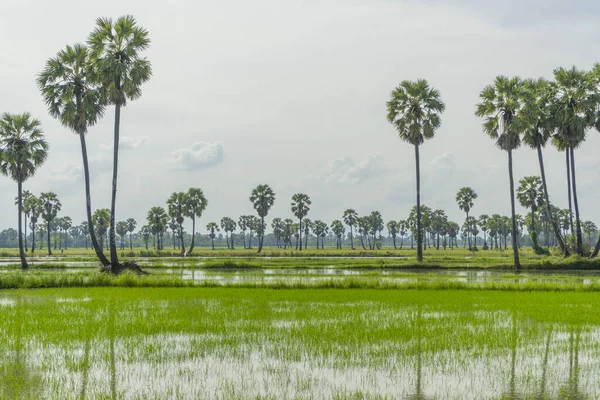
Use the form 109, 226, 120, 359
1, 0, 599, 234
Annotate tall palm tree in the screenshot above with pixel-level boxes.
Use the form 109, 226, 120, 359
0, 113, 49, 268
38, 43, 110, 267
291, 193, 311, 251
88, 15, 152, 272
516, 176, 545, 252
548, 67, 595, 256
40, 192, 62, 256
183, 188, 208, 255
167, 192, 188, 256
206, 222, 219, 250
521, 78, 568, 255
342, 209, 358, 250
126, 218, 137, 250
475, 76, 525, 269
456, 187, 477, 250
387, 79, 445, 262
249, 184, 276, 253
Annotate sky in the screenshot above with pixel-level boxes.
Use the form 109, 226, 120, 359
1, 0, 599, 234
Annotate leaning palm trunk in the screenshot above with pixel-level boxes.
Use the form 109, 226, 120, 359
79, 129, 110, 267
538, 144, 567, 255
257, 216, 264, 253
508, 149, 521, 269
569, 147, 583, 255
591, 235, 600, 258
179, 223, 185, 256
17, 181, 28, 269
415, 144, 423, 262
108, 98, 122, 273
187, 216, 196, 256
566, 150, 574, 235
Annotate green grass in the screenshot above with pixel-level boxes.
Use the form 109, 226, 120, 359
1, 287, 599, 398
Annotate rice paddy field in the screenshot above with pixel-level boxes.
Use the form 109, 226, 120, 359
1, 249, 600, 399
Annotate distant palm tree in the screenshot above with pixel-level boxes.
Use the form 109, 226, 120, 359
147, 207, 168, 250
40, 192, 61, 256
139, 225, 151, 250
387, 220, 399, 249
398, 220, 408, 249
456, 187, 477, 250
60, 216, 72, 250
581, 221, 597, 248
93, 209, 110, 251
250, 184, 276, 253
238, 216, 249, 249
38, 43, 110, 267
302, 218, 313, 249
516, 176, 545, 252
0, 113, 49, 268
475, 76, 525, 269
271, 218, 283, 248
342, 209, 358, 250
116, 221, 129, 250
183, 188, 208, 255
80, 221, 89, 249
548, 67, 595, 256
28, 196, 43, 254
330, 220, 345, 249
478, 214, 490, 249
206, 222, 219, 250
69, 225, 82, 248
17, 190, 33, 252
88, 15, 152, 272
167, 192, 188, 255
387, 79, 445, 261
291, 193, 311, 251
127, 218, 137, 249
521, 78, 568, 255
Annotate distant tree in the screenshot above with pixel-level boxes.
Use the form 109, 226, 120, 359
0, 113, 49, 268
356, 217, 369, 250
25, 194, 43, 255
220, 217, 238, 249
238, 216, 249, 249
59, 216, 72, 250
312, 220, 326, 249
168, 218, 178, 249
282, 219, 294, 249
168, 192, 188, 255
93, 209, 110, 252
126, 218, 137, 250
342, 209, 358, 250
387, 79, 445, 261
140, 225, 151, 250
247, 216, 260, 249
368, 211, 384, 250
16, 190, 33, 252
147, 207, 168, 250
291, 193, 311, 251
116, 221, 129, 250
183, 188, 207, 255
250, 184, 276, 253
69, 225, 81, 248
478, 215, 490, 250
387, 220, 399, 249
331, 220, 345, 249
516, 176, 545, 252
206, 222, 219, 250
456, 187, 477, 250
447, 221, 459, 249
398, 220, 408, 249
80, 221, 89, 249
581, 221, 597, 248
40, 192, 61, 256
271, 218, 283, 248
303, 218, 313, 249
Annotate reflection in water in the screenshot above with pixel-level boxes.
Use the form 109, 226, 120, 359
0, 320, 41, 399
559, 327, 584, 400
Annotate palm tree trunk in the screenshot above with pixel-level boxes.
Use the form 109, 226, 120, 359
466, 211, 470, 250
179, 223, 185, 256
31, 221, 36, 255
258, 216, 264, 253
569, 147, 583, 255
108, 100, 122, 273
211, 237, 215, 250
566, 150, 574, 235
231, 233, 235, 249
47, 220, 52, 256
17, 181, 28, 269
129, 233, 132, 250
350, 226, 355, 250
187, 216, 196, 256
79, 130, 110, 267
591, 235, 600, 258
508, 149, 521, 269
299, 219, 303, 251
415, 144, 423, 262
24, 214, 28, 252
537, 144, 568, 255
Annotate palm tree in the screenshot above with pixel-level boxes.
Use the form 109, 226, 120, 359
302, 218, 313, 249
475, 76, 525, 269
249, 184, 276, 253
342, 209, 358, 250
0, 113, 49, 268
139, 225, 151, 250
69, 225, 82, 248
548, 67, 595, 256
93, 209, 110, 251
88, 15, 152, 272
238, 216, 249, 249
516, 176, 545, 252
17, 190, 33, 252
368, 211, 384, 250
147, 207, 167, 250
183, 188, 208, 255
116, 221, 129, 250
38, 43, 110, 267
40, 193, 61, 256
126, 218, 137, 249
282, 219, 294, 249
478, 214, 490, 250
60, 216, 72, 250
80, 221, 89, 249
387, 79, 445, 262
330, 220, 345, 249
456, 187, 477, 250
271, 218, 283, 248
206, 222, 219, 250
522, 78, 568, 255
291, 193, 311, 251
581, 221, 597, 248
28, 196, 43, 254
398, 220, 408, 249
387, 220, 399, 249
167, 192, 188, 256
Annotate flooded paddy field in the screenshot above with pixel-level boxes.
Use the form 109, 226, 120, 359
1, 287, 599, 399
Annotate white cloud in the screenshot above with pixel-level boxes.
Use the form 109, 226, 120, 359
102, 136, 149, 150
168, 141, 225, 171
324, 154, 388, 185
